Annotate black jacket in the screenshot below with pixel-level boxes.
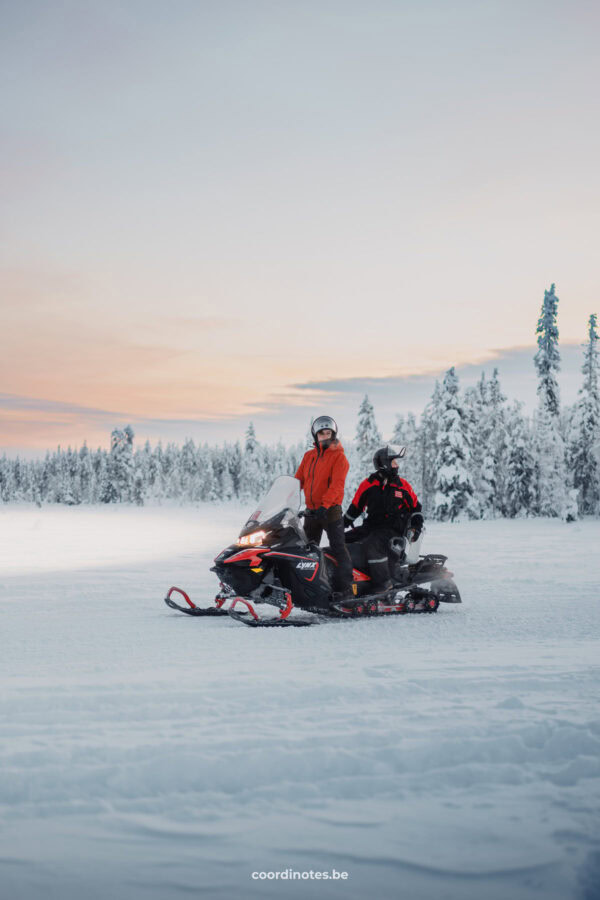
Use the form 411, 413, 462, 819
345, 473, 423, 535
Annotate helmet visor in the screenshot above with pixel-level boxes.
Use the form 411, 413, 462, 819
387, 444, 406, 461
311, 415, 337, 437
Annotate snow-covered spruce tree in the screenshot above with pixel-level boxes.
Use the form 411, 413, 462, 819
9, 457, 24, 502
78, 443, 94, 503
344, 396, 382, 504
304, 419, 315, 450
0, 455, 15, 501
568, 313, 600, 515
92, 450, 108, 503
533, 284, 569, 518
149, 443, 166, 501
194, 444, 217, 502
102, 426, 135, 503
271, 441, 290, 481
216, 449, 235, 501
209, 443, 228, 502
355, 395, 382, 468
136, 440, 151, 498
343, 441, 361, 509
177, 438, 194, 498
67, 447, 83, 504
390, 413, 405, 445
37, 452, 50, 502
11, 457, 29, 503
61, 449, 78, 504
487, 369, 509, 515
419, 381, 443, 516
535, 284, 561, 417
47, 448, 74, 504
504, 402, 536, 517
131, 465, 145, 506
534, 405, 569, 516
463, 370, 508, 519
433, 367, 477, 521
227, 442, 243, 499
390, 412, 423, 497
163, 443, 181, 500
287, 439, 307, 478
239, 422, 263, 501
464, 380, 492, 518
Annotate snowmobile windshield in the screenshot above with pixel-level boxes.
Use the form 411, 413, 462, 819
246, 476, 302, 527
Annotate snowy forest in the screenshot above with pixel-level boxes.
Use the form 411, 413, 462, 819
2, 285, 599, 520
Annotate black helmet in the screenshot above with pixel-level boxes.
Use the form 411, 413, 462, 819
311, 415, 338, 443
373, 443, 406, 476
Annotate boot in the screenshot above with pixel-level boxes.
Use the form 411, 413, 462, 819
368, 558, 392, 594
371, 579, 393, 594
331, 586, 355, 604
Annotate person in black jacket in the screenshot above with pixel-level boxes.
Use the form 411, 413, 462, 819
343, 445, 423, 591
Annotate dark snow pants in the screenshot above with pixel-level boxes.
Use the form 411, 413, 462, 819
347, 526, 395, 589
303, 507, 353, 592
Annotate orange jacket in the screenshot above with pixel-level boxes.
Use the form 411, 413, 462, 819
295, 440, 349, 509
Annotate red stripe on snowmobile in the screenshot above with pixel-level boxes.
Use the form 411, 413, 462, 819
305, 563, 319, 582
224, 549, 267, 566
324, 553, 369, 583
352, 568, 370, 582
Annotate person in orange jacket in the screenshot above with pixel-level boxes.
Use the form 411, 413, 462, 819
295, 415, 354, 601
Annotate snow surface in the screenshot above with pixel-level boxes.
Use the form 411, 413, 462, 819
1, 504, 599, 900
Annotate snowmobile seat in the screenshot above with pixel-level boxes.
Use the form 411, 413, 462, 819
323, 540, 366, 572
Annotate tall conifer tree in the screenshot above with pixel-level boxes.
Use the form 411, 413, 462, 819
433, 368, 477, 521
533, 284, 568, 517
569, 314, 600, 514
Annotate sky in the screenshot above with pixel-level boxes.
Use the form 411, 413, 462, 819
1, 0, 599, 454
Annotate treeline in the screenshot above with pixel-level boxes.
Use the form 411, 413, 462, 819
1, 285, 598, 520
0, 424, 306, 508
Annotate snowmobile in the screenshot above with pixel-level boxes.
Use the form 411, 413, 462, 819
164, 475, 461, 628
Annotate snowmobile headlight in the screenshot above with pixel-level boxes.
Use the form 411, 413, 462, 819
238, 530, 269, 546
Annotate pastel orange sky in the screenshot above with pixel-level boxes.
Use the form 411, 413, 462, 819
2, 1, 599, 452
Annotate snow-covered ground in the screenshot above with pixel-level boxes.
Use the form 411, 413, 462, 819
1, 504, 599, 900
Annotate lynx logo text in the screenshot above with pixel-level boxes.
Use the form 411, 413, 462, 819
296, 561, 317, 570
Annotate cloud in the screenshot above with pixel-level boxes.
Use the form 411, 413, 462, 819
0, 394, 121, 416
0, 391, 269, 452
289, 343, 584, 399
1, 343, 587, 455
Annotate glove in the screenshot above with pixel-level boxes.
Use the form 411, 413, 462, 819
410, 514, 423, 540
314, 506, 328, 525
343, 513, 354, 529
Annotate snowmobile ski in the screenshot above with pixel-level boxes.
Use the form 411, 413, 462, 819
164, 586, 229, 617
